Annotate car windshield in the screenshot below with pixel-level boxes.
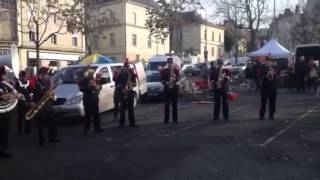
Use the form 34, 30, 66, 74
232, 63, 245, 67
53, 67, 97, 83
149, 62, 167, 70
147, 73, 160, 82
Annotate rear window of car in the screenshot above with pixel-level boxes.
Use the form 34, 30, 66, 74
53, 67, 97, 83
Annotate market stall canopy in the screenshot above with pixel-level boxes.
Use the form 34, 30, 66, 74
79, 53, 114, 65
249, 39, 291, 58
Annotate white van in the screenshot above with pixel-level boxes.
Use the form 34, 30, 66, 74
52, 63, 146, 117
148, 54, 181, 71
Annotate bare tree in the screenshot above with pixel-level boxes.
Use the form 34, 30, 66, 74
146, 0, 201, 53
65, 0, 120, 55
18, 0, 71, 68
214, 0, 244, 63
240, 0, 268, 51
291, 0, 320, 44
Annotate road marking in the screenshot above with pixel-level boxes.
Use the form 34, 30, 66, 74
259, 103, 320, 147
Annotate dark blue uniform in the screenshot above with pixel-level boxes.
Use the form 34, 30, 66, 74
15, 79, 32, 134
32, 78, 59, 145
114, 68, 137, 128
160, 67, 179, 123
259, 66, 278, 120
79, 77, 103, 134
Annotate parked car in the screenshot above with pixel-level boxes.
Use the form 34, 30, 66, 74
182, 64, 200, 76
148, 54, 182, 71
145, 70, 164, 100
51, 63, 147, 117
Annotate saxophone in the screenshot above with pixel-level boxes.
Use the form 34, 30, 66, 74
25, 79, 62, 121
168, 64, 177, 89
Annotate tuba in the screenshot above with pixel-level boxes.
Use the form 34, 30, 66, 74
0, 81, 18, 113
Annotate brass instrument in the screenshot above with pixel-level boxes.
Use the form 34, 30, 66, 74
25, 79, 62, 121
217, 68, 226, 89
0, 81, 18, 113
267, 67, 275, 80
168, 64, 177, 89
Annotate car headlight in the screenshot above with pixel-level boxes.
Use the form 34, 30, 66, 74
65, 95, 83, 105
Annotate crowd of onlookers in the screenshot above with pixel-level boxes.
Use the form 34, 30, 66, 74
243, 56, 320, 97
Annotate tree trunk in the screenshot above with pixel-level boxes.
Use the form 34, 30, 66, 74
249, 30, 257, 52
36, 23, 40, 69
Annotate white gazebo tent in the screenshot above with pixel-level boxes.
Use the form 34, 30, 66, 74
249, 39, 291, 58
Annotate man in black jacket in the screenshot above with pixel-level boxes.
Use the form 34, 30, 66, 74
113, 59, 138, 128
31, 67, 60, 146
160, 58, 180, 124
210, 59, 231, 121
0, 66, 15, 158
259, 61, 278, 120
79, 68, 104, 135
15, 70, 32, 134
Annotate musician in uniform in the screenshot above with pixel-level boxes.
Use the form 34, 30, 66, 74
259, 60, 278, 120
0, 66, 16, 158
160, 58, 180, 124
31, 67, 60, 146
210, 58, 231, 121
15, 70, 32, 134
113, 59, 137, 128
79, 68, 104, 135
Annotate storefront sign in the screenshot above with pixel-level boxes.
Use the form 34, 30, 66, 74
28, 51, 81, 61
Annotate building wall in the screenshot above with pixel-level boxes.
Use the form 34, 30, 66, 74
0, 0, 17, 54
125, 2, 169, 62
200, 24, 225, 61
89, 0, 169, 63
15, 0, 85, 69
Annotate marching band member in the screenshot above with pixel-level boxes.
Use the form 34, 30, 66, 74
0, 66, 16, 158
15, 70, 32, 134
160, 58, 180, 124
113, 58, 138, 128
210, 58, 231, 121
259, 60, 278, 120
79, 68, 104, 135
31, 67, 60, 146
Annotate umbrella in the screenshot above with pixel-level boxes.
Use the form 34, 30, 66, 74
79, 53, 114, 64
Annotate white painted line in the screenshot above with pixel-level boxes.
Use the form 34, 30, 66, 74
259, 103, 320, 147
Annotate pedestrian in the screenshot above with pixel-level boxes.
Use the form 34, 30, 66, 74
160, 57, 180, 124
0, 66, 17, 158
259, 60, 278, 120
113, 58, 138, 128
306, 63, 318, 93
295, 56, 308, 93
210, 58, 231, 121
244, 64, 255, 91
30, 67, 61, 146
79, 68, 104, 135
15, 70, 32, 135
